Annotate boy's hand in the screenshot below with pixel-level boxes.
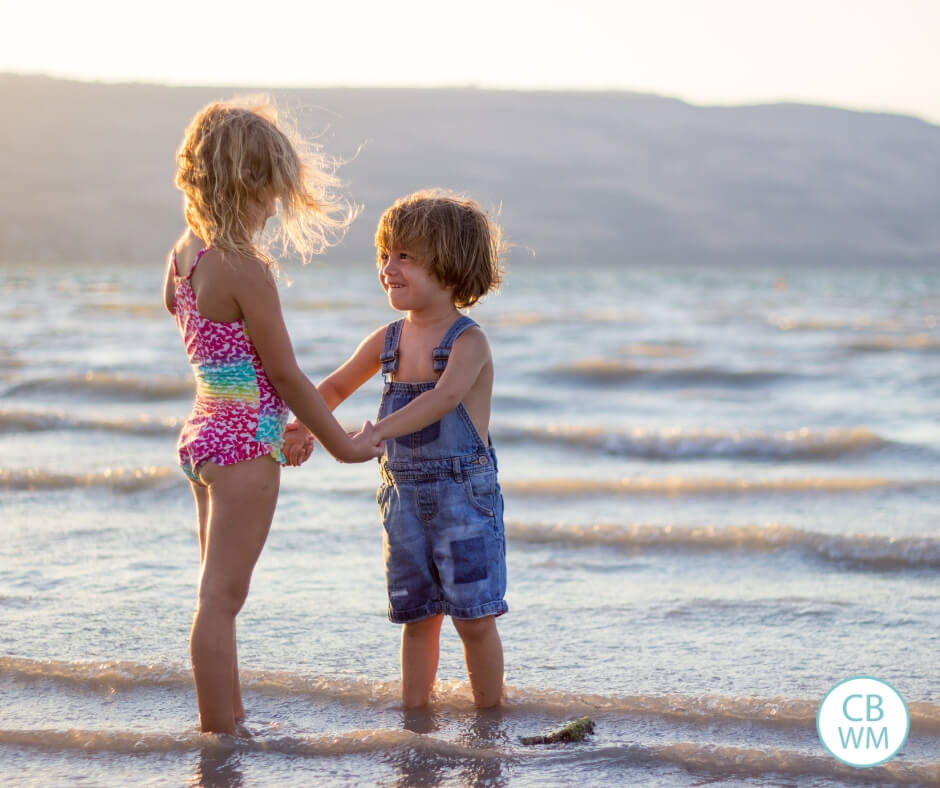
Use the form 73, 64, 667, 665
283, 420, 314, 466
347, 420, 384, 462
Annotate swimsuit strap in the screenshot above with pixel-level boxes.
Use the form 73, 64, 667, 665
432, 315, 478, 373
173, 247, 211, 281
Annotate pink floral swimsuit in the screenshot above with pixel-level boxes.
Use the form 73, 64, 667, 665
172, 248, 288, 483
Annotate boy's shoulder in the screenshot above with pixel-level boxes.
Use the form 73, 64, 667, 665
451, 315, 488, 341
449, 323, 491, 363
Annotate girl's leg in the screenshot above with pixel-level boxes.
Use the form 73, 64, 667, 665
232, 628, 245, 723
191, 481, 246, 723
401, 613, 444, 708
191, 482, 210, 564
452, 616, 503, 708
189, 455, 279, 733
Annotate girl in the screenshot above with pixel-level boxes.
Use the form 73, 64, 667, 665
163, 98, 381, 734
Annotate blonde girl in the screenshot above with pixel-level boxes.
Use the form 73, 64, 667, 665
163, 98, 380, 734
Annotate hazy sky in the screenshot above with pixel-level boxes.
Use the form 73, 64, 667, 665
3, 0, 939, 124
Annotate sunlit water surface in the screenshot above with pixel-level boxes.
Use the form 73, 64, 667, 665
1, 258, 937, 787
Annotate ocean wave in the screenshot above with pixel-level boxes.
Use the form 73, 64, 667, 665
0, 409, 180, 436
622, 342, 694, 358
487, 312, 554, 327
4, 657, 937, 735
494, 424, 890, 460
502, 476, 939, 497
3, 373, 193, 401
0, 726, 500, 760
771, 316, 907, 332
289, 299, 362, 311
0, 351, 25, 369
544, 360, 788, 386
78, 302, 167, 317
506, 521, 940, 569
642, 741, 937, 786
0, 407, 910, 464
1, 728, 935, 785
846, 334, 940, 353
0, 656, 406, 705
4, 464, 936, 500
489, 311, 633, 328
0, 657, 195, 691
0, 466, 175, 492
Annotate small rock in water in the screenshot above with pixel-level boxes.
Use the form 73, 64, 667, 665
520, 716, 595, 745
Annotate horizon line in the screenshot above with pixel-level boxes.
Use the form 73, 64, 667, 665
1, 70, 935, 126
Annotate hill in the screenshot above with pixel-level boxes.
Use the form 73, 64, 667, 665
1, 74, 938, 266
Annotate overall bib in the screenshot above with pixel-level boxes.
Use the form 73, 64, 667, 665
376, 316, 508, 623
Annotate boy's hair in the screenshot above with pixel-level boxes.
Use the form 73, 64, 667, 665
375, 190, 505, 308
175, 97, 355, 263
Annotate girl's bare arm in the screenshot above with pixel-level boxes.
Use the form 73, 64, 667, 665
162, 251, 177, 314
231, 257, 380, 463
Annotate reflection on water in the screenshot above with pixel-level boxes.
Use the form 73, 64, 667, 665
402, 707, 441, 735
392, 708, 509, 787
2, 260, 938, 787
191, 745, 245, 788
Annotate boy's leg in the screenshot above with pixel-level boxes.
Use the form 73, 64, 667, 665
401, 613, 444, 708
189, 456, 279, 733
452, 615, 503, 708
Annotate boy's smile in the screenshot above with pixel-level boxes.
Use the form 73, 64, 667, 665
379, 247, 453, 315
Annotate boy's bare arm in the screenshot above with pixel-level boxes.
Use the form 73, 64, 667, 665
234, 260, 379, 462
373, 328, 490, 441
318, 327, 385, 410
282, 327, 385, 460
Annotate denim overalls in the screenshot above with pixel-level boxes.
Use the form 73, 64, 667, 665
376, 315, 508, 624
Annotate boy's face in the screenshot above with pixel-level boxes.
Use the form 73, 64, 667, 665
378, 244, 451, 312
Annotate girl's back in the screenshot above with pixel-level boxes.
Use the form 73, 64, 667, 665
165, 231, 259, 324
169, 235, 289, 477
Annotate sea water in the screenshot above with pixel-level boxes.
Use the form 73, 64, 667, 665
0, 257, 937, 787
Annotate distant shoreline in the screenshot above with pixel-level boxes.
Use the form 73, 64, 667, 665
2, 73, 938, 267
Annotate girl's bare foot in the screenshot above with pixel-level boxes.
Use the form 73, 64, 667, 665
233, 722, 253, 739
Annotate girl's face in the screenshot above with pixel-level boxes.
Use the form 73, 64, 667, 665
247, 188, 278, 234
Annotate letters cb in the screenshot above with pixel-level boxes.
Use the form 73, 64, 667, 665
817, 676, 909, 767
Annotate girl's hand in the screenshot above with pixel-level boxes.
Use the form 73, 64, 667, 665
283, 420, 314, 466
345, 420, 384, 462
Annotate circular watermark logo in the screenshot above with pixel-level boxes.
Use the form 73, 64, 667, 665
817, 676, 909, 767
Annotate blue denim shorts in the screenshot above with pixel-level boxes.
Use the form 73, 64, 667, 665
377, 456, 508, 624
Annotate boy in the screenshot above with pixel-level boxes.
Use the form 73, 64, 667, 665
306, 189, 508, 708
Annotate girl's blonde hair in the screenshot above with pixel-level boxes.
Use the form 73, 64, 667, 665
375, 189, 505, 308
175, 97, 355, 264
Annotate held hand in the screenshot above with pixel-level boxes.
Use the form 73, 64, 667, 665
344, 420, 384, 462
282, 420, 315, 466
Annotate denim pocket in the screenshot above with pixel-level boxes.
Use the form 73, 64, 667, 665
394, 419, 441, 450
464, 471, 496, 517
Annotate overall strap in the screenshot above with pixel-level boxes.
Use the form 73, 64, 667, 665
380, 319, 405, 375
432, 315, 478, 373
